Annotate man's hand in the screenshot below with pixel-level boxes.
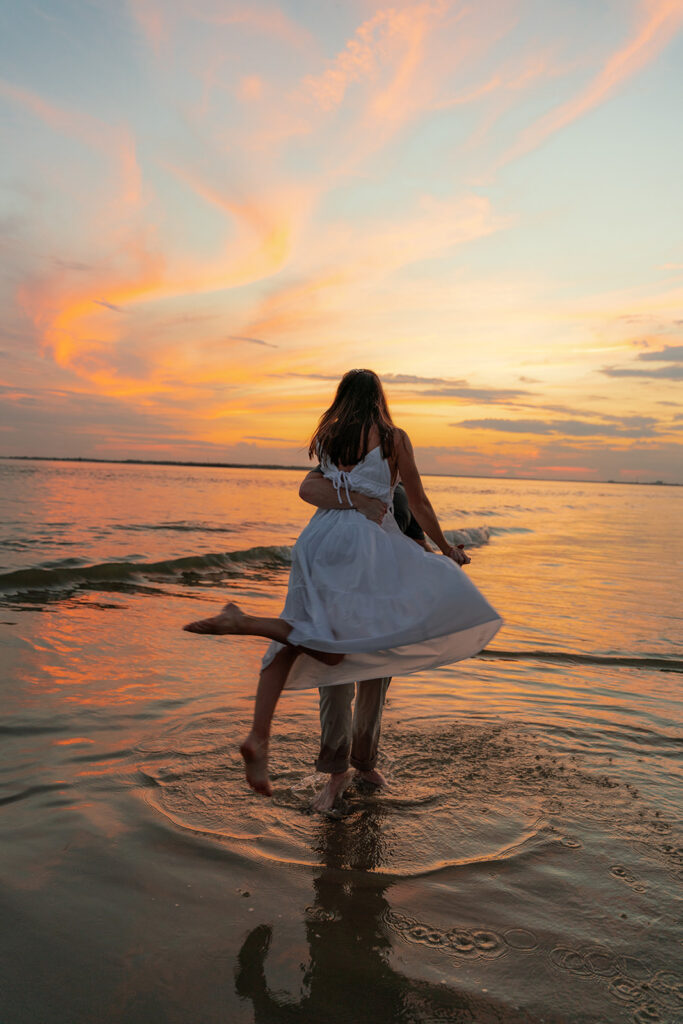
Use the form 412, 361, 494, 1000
300, 470, 387, 523
447, 544, 471, 566
353, 493, 387, 524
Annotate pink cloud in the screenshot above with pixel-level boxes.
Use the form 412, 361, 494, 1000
127, 0, 170, 56
129, 0, 314, 55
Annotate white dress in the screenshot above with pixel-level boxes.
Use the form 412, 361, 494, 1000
262, 445, 502, 690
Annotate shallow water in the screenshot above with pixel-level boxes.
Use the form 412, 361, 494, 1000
1, 460, 681, 1023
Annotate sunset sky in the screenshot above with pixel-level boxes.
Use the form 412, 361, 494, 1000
1, 0, 682, 480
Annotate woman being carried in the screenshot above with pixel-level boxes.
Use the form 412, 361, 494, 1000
184, 370, 502, 795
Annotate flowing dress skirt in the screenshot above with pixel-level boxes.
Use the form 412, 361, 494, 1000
262, 506, 502, 690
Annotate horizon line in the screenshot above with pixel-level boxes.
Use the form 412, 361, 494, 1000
0, 455, 679, 487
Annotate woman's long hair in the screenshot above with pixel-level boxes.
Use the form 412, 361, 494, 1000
309, 369, 396, 467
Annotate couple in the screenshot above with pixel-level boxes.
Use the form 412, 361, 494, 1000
300, 471, 435, 811
184, 369, 502, 798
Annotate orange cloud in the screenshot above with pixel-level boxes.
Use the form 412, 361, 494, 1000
302, 1, 454, 121
294, 1, 521, 180
368, 1, 455, 126
14, 111, 314, 398
161, 159, 301, 254
220, 191, 508, 357
302, 6, 394, 111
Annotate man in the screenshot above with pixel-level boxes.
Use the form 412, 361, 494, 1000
298, 469, 432, 812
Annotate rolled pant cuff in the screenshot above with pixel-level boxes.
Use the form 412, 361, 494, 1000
350, 754, 376, 772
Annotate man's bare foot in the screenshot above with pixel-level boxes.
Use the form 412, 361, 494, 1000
311, 768, 354, 813
239, 733, 272, 796
183, 601, 248, 635
355, 767, 388, 789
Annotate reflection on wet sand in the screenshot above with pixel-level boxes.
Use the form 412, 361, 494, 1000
235, 808, 555, 1024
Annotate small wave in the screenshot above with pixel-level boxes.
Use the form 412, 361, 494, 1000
444, 526, 492, 547
487, 526, 534, 536
124, 521, 238, 535
0, 544, 294, 597
0, 525, 496, 599
478, 649, 682, 673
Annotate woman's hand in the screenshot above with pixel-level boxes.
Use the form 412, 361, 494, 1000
447, 544, 471, 566
353, 493, 387, 524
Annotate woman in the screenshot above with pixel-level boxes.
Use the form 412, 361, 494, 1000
184, 370, 502, 795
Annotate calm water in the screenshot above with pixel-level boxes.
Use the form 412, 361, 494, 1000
1, 459, 681, 1024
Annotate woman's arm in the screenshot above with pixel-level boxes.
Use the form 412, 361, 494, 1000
299, 469, 387, 524
394, 430, 470, 564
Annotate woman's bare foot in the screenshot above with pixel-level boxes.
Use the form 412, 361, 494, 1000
239, 733, 272, 796
183, 602, 247, 635
355, 767, 388, 789
311, 768, 354, 813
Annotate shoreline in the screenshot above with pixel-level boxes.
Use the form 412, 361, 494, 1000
0, 455, 679, 487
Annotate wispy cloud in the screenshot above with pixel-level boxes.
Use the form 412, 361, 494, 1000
127, 0, 170, 57
454, 417, 661, 438
413, 436, 683, 480
501, 0, 683, 165
189, 1, 314, 51
280, 371, 531, 404
522, 438, 683, 481
423, 386, 530, 402
228, 335, 277, 348
301, 1, 453, 117
243, 434, 301, 443
381, 373, 468, 387
0, 77, 141, 207
602, 365, 683, 380
638, 344, 683, 361
602, 343, 683, 380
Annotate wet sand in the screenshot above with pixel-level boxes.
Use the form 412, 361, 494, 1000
2, 608, 681, 1023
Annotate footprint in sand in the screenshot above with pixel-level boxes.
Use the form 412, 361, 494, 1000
610, 864, 647, 892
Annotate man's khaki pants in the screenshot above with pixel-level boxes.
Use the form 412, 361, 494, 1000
315, 677, 391, 774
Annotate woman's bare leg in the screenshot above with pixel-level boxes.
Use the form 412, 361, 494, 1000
240, 640, 345, 796
183, 602, 293, 643
240, 645, 299, 796
184, 602, 346, 794
183, 602, 345, 666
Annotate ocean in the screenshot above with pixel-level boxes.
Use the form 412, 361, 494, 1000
1, 458, 681, 1024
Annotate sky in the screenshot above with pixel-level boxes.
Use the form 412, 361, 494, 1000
1, 0, 682, 481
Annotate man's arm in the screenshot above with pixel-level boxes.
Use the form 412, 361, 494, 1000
299, 469, 387, 524
392, 483, 431, 548
394, 430, 470, 564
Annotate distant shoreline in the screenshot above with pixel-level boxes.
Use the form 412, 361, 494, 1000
1, 455, 679, 487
